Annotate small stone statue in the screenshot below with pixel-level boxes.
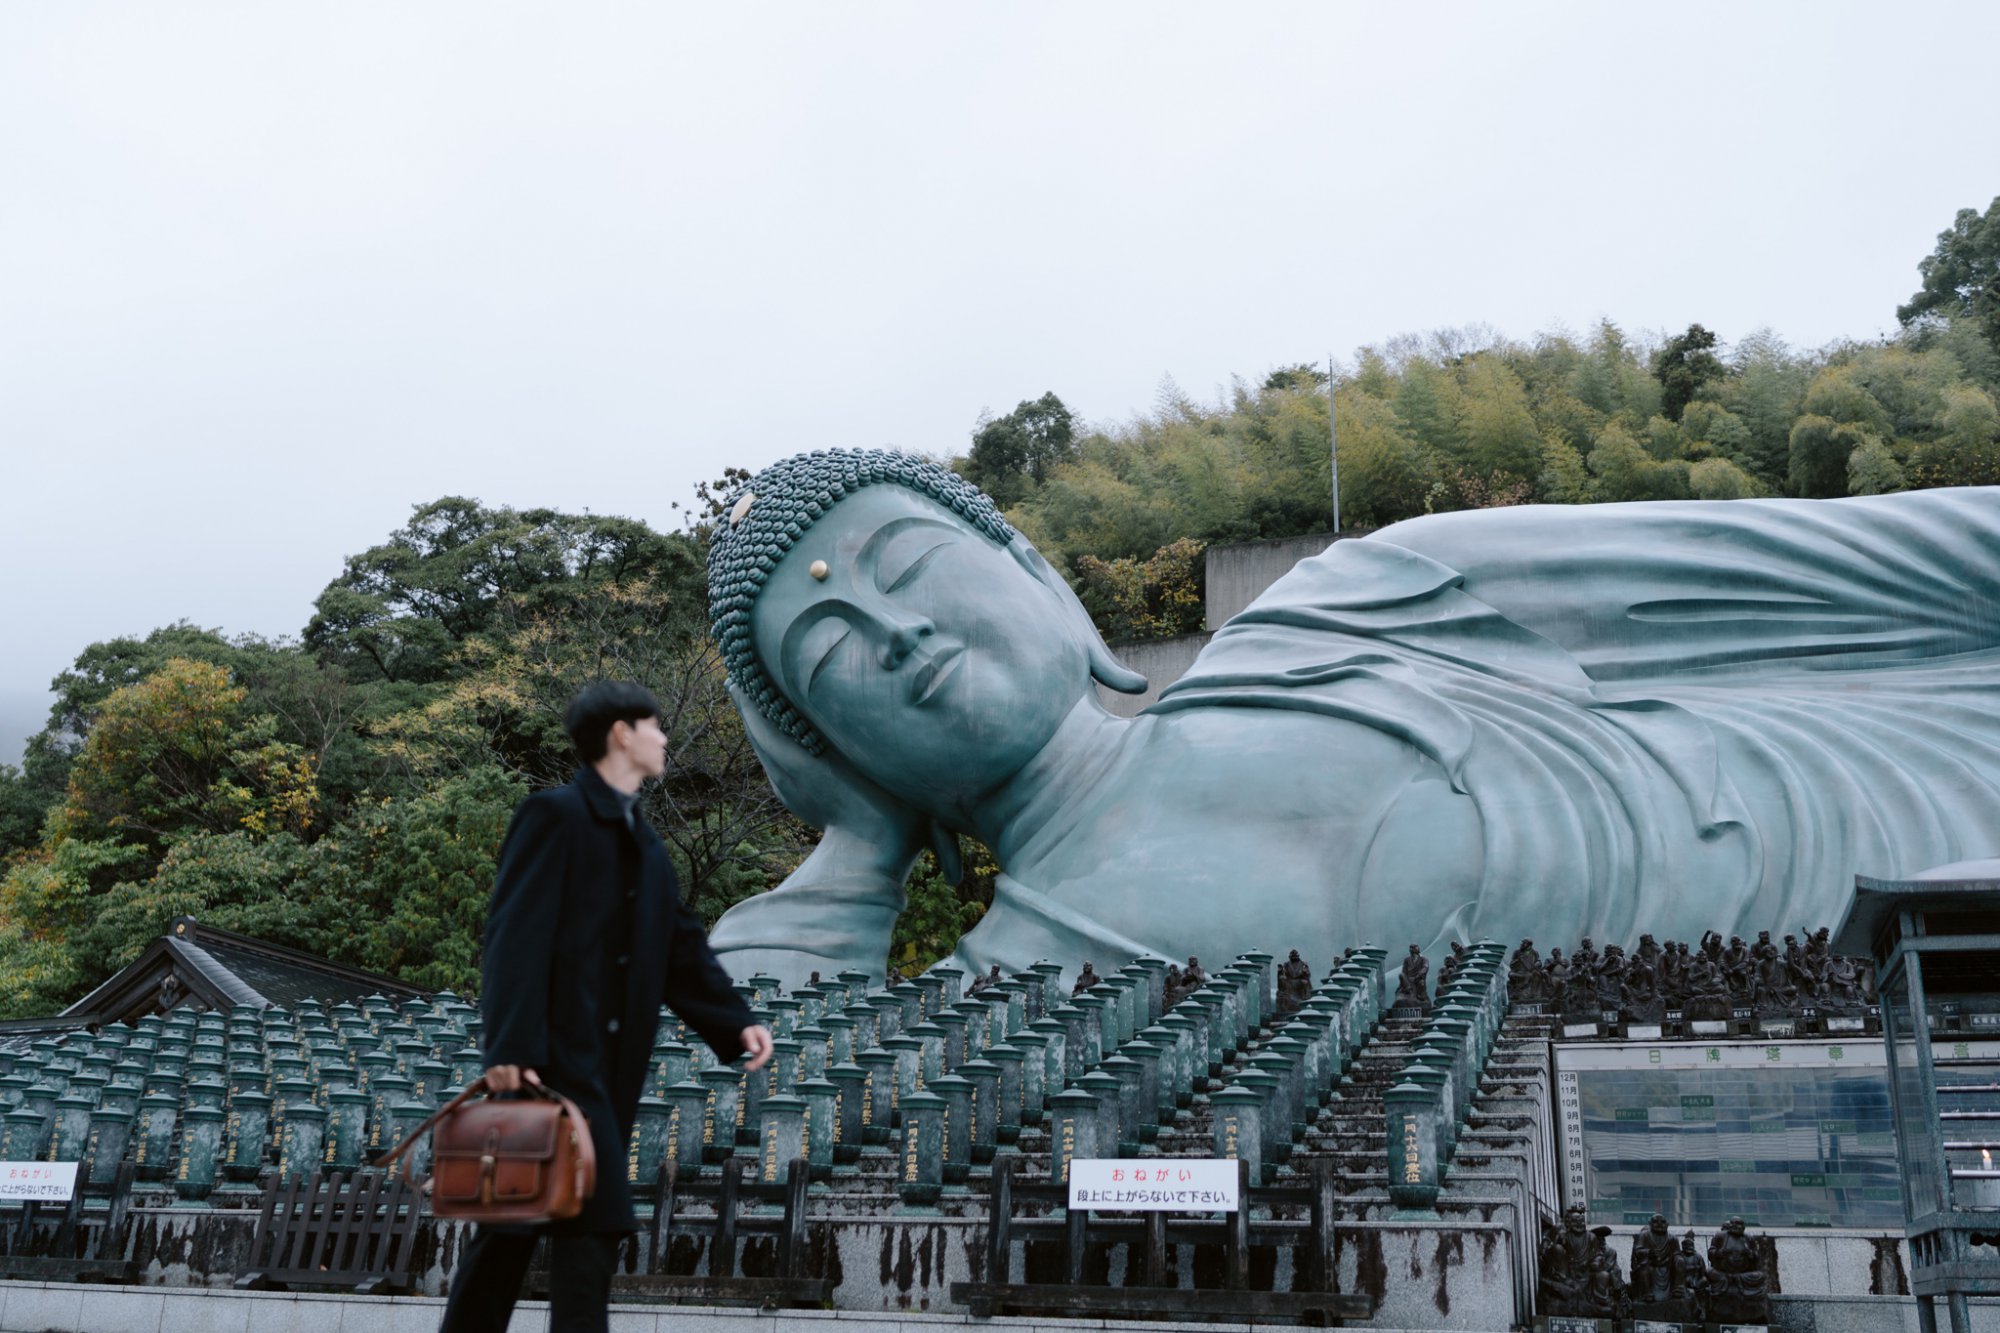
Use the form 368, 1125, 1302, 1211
1543, 948, 1571, 1009
1660, 940, 1688, 1004
1182, 955, 1208, 991
1572, 935, 1600, 980
1437, 939, 1464, 988
1826, 953, 1865, 1010
1276, 949, 1314, 1014
1585, 1247, 1632, 1320
1621, 951, 1662, 1019
1595, 943, 1628, 1009
1721, 935, 1754, 1004
968, 964, 1002, 995
1163, 962, 1185, 1005
1392, 944, 1430, 1013
1753, 929, 1794, 1011
1674, 1229, 1710, 1317
1705, 1216, 1771, 1324
1685, 949, 1732, 1020
1628, 1213, 1677, 1306
1072, 960, 1101, 994
1538, 1204, 1615, 1318
1633, 932, 1662, 972
1508, 938, 1542, 1005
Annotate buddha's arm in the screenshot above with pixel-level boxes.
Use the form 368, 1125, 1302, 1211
705, 825, 920, 986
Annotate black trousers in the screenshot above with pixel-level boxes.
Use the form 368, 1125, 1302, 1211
438, 1227, 623, 1333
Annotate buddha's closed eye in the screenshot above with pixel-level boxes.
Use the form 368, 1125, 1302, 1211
873, 523, 956, 594
806, 623, 850, 693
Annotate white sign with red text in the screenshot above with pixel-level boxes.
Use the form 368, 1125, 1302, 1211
1066, 1158, 1239, 1212
0, 1162, 76, 1202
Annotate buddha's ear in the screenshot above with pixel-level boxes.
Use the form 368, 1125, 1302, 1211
1007, 538, 1149, 695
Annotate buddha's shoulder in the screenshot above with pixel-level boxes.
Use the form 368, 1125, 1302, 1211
1131, 704, 1439, 786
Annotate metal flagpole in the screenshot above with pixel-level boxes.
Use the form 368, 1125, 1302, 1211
1328, 354, 1340, 534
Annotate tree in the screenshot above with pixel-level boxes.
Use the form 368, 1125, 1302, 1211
1898, 196, 2000, 353
1788, 415, 1873, 499
0, 766, 47, 862
1334, 392, 1435, 527
1073, 538, 1208, 643
305, 498, 700, 685
1909, 384, 2000, 487
961, 393, 1078, 509
61, 658, 318, 849
370, 574, 804, 916
1652, 323, 1724, 423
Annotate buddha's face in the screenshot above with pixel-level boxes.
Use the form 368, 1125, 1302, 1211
750, 485, 1089, 803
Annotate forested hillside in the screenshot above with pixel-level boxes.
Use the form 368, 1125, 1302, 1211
974, 197, 2000, 640
1, 197, 1994, 1016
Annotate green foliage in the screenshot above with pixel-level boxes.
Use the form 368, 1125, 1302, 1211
1687, 457, 1763, 500
889, 849, 985, 976
1909, 384, 2000, 487
1899, 196, 2000, 354
1073, 538, 1208, 644
305, 497, 700, 686
287, 768, 526, 994
1653, 324, 1724, 423
60, 658, 319, 850
71, 831, 314, 985
0, 836, 150, 1015
1847, 436, 1906, 496
960, 393, 1078, 509
0, 765, 47, 861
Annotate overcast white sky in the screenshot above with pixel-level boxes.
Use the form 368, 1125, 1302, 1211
3, 1, 1996, 765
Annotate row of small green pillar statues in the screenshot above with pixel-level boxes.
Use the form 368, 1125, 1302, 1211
0, 991, 488, 1201
1382, 942, 1513, 1212
0, 942, 1500, 1211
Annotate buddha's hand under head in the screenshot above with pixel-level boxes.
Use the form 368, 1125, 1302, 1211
730, 681, 927, 853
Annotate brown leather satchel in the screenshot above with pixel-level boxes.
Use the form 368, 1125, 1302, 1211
373, 1076, 597, 1224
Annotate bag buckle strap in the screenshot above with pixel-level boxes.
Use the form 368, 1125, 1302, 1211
479, 1128, 500, 1206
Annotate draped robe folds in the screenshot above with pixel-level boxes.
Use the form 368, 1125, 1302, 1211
1129, 486, 2000, 951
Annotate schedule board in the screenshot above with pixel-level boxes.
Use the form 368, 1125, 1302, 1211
1553, 1038, 2000, 1230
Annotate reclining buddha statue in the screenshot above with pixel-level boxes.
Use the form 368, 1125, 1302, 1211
702, 448, 2000, 986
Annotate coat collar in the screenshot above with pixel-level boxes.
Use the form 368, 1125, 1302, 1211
573, 764, 640, 826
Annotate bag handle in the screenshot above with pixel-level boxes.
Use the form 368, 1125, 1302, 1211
371, 1076, 592, 1174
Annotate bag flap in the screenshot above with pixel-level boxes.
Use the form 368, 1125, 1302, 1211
432, 1101, 563, 1159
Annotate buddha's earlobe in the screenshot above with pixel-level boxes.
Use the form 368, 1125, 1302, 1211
1007, 539, 1149, 696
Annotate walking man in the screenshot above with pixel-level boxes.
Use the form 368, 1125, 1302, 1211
440, 681, 774, 1332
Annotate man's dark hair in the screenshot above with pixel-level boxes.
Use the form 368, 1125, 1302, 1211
564, 681, 661, 761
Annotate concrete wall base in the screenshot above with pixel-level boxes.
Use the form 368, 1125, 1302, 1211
0, 1281, 1511, 1333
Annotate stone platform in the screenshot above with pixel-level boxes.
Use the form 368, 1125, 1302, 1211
0, 1281, 1511, 1333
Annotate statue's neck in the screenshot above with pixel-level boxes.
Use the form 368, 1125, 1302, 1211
959, 696, 1135, 867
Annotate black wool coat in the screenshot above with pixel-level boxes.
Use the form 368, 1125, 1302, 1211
480, 764, 755, 1233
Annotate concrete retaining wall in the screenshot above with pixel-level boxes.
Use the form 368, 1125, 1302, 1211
1202, 533, 1341, 631
1095, 634, 1210, 717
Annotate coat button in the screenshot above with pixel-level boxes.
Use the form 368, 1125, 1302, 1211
607, 1019, 621, 1034
616, 954, 630, 966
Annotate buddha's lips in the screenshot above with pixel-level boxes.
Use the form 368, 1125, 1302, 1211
910, 645, 964, 706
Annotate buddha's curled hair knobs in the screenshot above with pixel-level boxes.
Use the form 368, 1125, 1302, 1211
705, 448, 1016, 754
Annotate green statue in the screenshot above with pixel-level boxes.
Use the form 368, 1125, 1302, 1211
704, 448, 2000, 986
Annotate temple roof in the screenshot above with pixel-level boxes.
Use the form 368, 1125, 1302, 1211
55, 916, 429, 1026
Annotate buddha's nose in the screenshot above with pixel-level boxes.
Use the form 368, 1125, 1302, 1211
881, 613, 935, 669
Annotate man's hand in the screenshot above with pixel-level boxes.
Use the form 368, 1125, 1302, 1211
484, 1065, 542, 1093
739, 1025, 775, 1071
